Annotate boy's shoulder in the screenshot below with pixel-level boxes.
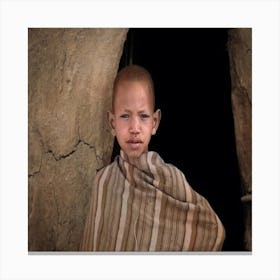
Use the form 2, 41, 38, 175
154, 152, 185, 173
148, 151, 188, 182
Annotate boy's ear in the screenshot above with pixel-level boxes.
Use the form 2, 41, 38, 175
152, 109, 161, 135
107, 111, 116, 136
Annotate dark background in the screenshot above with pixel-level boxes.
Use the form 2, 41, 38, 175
112, 28, 245, 251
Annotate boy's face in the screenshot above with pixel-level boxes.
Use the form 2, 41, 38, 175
109, 80, 160, 160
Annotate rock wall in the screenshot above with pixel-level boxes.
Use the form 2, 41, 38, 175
227, 28, 252, 250
28, 28, 128, 251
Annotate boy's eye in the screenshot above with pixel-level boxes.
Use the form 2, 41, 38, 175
120, 114, 129, 119
140, 113, 150, 119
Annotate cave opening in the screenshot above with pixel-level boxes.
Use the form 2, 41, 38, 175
112, 28, 245, 251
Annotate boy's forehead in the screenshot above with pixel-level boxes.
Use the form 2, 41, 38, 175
116, 80, 148, 90
114, 80, 153, 102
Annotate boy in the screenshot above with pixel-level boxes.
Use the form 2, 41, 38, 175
80, 65, 225, 251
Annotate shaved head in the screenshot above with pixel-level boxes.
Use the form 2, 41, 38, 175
112, 65, 155, 112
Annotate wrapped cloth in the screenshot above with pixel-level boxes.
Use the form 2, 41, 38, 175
80, 150, 225, 251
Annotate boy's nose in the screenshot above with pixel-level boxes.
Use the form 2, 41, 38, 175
129, 117, 140, 133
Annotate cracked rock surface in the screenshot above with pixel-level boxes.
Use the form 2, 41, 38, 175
28, 28, 128, 251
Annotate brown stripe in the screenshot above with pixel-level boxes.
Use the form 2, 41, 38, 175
137, 184, 155, 250
151, 154, 172, 251
88, 169, 105, 250
193, 205, 206, 251
163, 164, 173, 197
163, 167, 178, 250
103, 170, 116, 250
95, 164, 116, 250
175, 171, 189, 250
171, 201, 181, 250
79, 168, 105, 250
167, 166, 182, 250
149, 189, 162, 251
169, 167, 179, 250
200, 201, 215, 248
134, 185, 144, 250
122, 163, 137, 250
120, 184, 134, 250
161, 198, 171, 250
155, 193, 168, 250
108, 164, 124, 250
204, 203, 218, 250
146, 152, 160, 251
115, 178, 130, 251
201, 205, 211, 250
212, 215, 225, 250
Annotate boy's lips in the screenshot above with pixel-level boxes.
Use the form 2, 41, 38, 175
126, 139, 143, 149
126, 139, 143, 144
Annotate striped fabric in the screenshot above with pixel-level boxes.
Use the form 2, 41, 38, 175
80, 150, 225, 251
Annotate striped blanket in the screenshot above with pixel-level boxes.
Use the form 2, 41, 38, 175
80, 151, 225, 251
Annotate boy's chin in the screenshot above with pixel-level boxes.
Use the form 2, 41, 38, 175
124, 148, 147, 160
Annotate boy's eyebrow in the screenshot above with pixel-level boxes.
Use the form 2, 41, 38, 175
120, 109, 132, 114
122, 109, 150, 114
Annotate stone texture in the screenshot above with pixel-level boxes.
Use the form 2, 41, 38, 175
228, 29, 252, 194
227, 28, 252, 250
28, 28, 128, 251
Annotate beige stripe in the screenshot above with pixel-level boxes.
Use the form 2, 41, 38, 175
115, 179, 130, 251
182, 203, 194, 250
174, 167, 185, 201
177, 203, 187, 250
93, 166, 109, 250
148, 152, 162, 251
149, 190, 162, 251
183, 177, 194, 203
